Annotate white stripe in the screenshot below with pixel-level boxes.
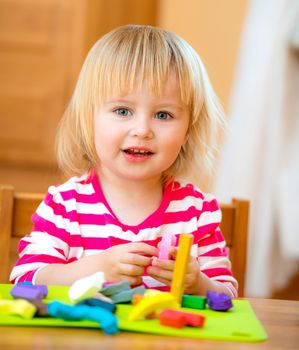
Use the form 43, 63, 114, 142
204, 193, 217, 202
166, 195, 204, 212
10, 262, 48, 281
198, 240, 226, 255
190, 244, 198, 257
20, 231, 69, 257
20, 244, 66, 261
210, 275, 237, 284
36, 203, 81, 235
68, 247, 84, 259
48, 175, 95, 195
223, 282, 238, 297
199, 256, 232, 270
198, 209, 221, 227
63, 199, 110, 215
79, 216, 199, 240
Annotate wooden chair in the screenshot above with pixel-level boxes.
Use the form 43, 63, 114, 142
0, 186, 44, 284
0, 185, 249, 296
220, 199, 249, 297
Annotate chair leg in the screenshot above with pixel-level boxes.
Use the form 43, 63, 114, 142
232, 198, 250, 297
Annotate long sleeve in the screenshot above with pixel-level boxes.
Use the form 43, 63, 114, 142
10, 189, 72, 283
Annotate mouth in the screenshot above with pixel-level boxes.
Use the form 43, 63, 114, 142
122, 147, 154, 156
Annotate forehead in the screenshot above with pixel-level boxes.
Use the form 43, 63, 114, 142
99, 69, 187, 107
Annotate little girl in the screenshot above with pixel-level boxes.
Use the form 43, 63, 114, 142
11, 25, 237, 297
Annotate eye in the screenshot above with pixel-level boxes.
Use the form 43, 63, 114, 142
115, 108, 131, 117
155, 111, 172, 120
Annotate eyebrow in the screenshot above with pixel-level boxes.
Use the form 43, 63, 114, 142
105, 98, 186, 111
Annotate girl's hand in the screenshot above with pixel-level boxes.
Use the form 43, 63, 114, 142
146, 247, 201, 295
99, 242, 158, 286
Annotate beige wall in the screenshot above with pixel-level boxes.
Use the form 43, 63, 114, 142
157, 0, 249, 112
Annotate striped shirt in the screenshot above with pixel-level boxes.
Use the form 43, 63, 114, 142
10, 171, 238, 297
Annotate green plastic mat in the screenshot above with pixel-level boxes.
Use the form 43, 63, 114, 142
0, 284, 267, 342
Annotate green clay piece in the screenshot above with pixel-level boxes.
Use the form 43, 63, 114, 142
182, 295, 207, 310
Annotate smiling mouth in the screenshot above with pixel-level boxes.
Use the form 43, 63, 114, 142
123, 148, 154, 156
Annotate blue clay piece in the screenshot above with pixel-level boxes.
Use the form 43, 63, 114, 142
77, 298, 116, 313
48, 301, 118, 335
110, 285, 146, 303
100, 280, 130, 296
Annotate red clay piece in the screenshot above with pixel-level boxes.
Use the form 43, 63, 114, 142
159, 308, 205, 328
159, 309, 186, 328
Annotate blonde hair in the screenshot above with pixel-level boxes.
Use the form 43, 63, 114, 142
56, 24, 225, 183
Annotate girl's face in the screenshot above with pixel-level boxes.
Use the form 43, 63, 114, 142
93, 72, 190, 184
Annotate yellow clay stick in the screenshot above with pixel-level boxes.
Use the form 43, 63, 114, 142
170, 233, 193, 303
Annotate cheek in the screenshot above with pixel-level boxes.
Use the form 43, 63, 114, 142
162, 137, 186, 161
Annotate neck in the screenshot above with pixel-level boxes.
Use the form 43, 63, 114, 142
98, 168, 163, 196
96, 169, 164, 225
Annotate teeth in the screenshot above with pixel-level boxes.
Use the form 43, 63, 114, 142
131, 149, 147, 154
126, 148, 151, 154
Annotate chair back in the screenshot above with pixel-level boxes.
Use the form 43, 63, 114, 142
220, 199, 249, 296
0, 186, 44, 283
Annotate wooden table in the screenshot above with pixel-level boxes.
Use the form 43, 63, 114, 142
0, 298, 298, 350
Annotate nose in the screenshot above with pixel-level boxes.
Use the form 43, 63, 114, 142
130, 116, 154, 139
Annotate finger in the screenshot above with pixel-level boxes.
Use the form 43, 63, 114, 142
127, 242, 159, 257
122, 252, 153, 267
147, 265, 173, 282
146, 270, 172, 286
118, 262, 145, 276
151, 257, 175, 271
168, 247, 178, 259
118, 274, 143, 286
169, 247, 194, 262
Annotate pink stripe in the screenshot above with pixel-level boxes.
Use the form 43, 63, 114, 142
202, 267, 233, 278
198, 230, 224, 245
60, 190, 99, 203
15, 254, 67, 266
81, 237, 111, 249
197, 222, 220, 236
32, 215, 70, 242
15, 270, 37, 283
76, 207, 201, 226
169, 182, 204, 200
200, 247, 228, 257
76, 213, 117, 225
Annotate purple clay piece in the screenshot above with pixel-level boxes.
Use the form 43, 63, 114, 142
207, 290, 231, 303
29, 299, 49, 316
34, 285, 48, 297
10, 285, 44, 300
209, 303, 233, 311
18, 283, 48, 297
206, 290, 233, 311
